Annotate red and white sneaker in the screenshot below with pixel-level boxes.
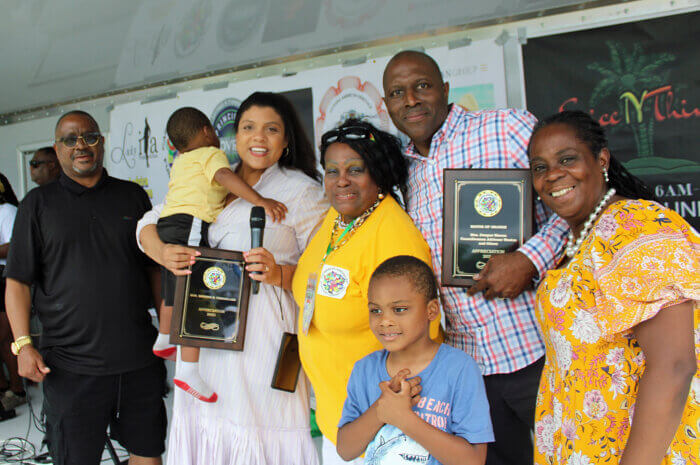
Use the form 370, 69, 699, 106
173, 379, 218, 403
153, 346, 176, 361
153, 333, 176, 360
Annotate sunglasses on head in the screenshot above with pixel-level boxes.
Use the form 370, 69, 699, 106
321, 126, 375, 146
56, 133, 102, 148
29, 160, 53, 168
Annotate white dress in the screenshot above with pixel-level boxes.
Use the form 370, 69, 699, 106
137, 163, 327, 465
0, 203, 17, 265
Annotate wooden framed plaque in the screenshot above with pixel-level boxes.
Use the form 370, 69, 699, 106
170, 247, 251, 350
442, 169, 534, 287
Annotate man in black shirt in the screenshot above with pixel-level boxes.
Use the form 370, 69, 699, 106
4, 111, 166, 465
29, 147, 60, 187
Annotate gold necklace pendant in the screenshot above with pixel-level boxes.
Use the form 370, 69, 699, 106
329, 198, 382, 255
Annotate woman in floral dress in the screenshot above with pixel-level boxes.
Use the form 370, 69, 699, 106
527, 111, 698, 465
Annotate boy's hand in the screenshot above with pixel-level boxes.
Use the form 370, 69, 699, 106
375, 379, 415, 429
388, 369, 422, 406
258, 197, 287, 222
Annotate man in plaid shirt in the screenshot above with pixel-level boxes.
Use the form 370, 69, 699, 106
382, 51, 569, 465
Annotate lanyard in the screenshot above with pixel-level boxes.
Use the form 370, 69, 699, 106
322, 220, 355, 263
304, 219, 354, 335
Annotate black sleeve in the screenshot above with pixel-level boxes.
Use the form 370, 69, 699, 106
131, 184, 157, 269
4, 193, 42, 285
135, 185, 153, 214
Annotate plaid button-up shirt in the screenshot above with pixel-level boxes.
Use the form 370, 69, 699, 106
404, 105, 569, 375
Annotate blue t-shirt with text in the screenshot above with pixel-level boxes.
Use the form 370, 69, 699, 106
339, 344, 494, 465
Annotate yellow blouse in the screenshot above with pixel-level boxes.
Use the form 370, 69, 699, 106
534, 199, 700, 464
293, 196, 442, 443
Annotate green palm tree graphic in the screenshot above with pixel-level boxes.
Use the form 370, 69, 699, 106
587, 41, 698, 175
588, 41, 674, 158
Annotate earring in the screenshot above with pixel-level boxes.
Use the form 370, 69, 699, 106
603, 168, 609, 183
282, 147, 289, 158
378, 191, 385, 200
536, 195, 541, 201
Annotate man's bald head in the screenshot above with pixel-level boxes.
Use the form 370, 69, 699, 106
53, 110, 104, 185
383, 50, 444, 89
55, 110, 100, 135
382, 50, 450, 156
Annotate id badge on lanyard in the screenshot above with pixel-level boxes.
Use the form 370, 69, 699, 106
301, 273, 317, 335
302, 220, 355, 334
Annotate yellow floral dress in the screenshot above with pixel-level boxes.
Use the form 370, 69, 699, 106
534, 199, 700, 464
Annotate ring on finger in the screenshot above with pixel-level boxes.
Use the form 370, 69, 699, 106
264, 265, 269, 272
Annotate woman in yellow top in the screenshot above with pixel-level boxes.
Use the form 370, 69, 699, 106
527, 110, 698, 465
251, 119, 441, 464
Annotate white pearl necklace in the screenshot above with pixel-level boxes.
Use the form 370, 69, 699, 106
565, 188, 616, 258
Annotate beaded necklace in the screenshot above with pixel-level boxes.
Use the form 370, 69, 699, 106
323, 198, 381, 262
565, 188, 616, 258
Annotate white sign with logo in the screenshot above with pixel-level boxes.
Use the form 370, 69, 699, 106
107, 40, 506, 204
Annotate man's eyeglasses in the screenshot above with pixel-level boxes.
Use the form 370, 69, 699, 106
29, 160, 52, 168
321, 126, 375, 146
56, 133, 102, 148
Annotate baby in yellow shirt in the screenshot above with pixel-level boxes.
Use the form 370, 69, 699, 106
153, 107, 286, 402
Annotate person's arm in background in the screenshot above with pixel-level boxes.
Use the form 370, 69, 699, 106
469, 110, 569, 299
619, 300, 696, 465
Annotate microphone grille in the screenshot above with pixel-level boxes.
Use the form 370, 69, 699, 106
250, 206, 266, 228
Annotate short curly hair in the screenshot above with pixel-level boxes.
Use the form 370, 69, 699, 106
320, 119, 409, 207
166, 107, 212, 152
370, 255, 438, 302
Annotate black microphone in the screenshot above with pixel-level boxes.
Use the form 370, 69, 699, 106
249, 206, 266, 294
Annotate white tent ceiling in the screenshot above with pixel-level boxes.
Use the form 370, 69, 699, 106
0, 0, 622, 118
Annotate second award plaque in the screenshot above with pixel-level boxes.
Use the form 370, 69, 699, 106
170, 247, 251, 350
442, 169, 533, 287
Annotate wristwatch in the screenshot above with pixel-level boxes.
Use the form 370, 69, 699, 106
10, 336, 32, 355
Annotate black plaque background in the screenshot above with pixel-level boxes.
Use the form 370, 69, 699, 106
443, 169, 533, 287
455, 182, 521, 275
170, 247, 251, 350
522, 13, 700, 230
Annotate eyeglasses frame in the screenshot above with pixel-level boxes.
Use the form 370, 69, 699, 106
56, 133, 103, 148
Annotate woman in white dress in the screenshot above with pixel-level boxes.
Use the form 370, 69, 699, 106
137, 92, 327, 465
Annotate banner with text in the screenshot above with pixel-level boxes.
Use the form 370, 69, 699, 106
523, 12, 700, 229
107, 40, 507, 204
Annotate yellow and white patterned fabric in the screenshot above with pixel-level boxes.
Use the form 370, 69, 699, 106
534, 199, 699, 464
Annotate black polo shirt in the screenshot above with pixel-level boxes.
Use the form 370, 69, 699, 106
5, 170, 158, 375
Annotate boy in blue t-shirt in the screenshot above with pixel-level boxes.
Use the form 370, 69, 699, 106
337, 256, 493, 465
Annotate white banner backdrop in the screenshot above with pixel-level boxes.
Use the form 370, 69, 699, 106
106, 40, 506, 204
